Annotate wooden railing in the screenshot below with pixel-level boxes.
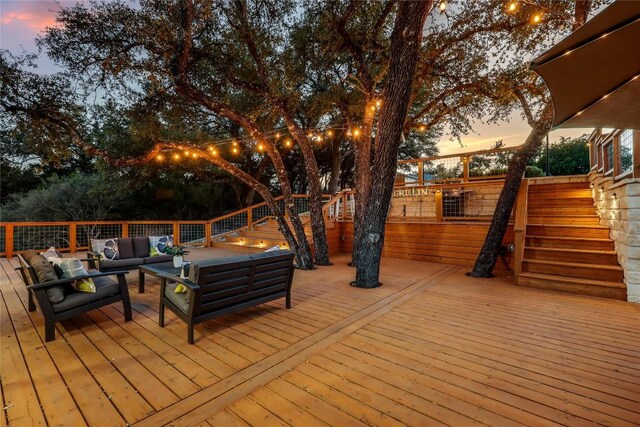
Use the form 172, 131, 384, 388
513, 180, 529, 284
396, 145, 521, 187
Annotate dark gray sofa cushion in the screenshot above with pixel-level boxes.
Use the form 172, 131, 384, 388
100, 257, 144, 270
143, 254, 173, 264
117, 238, 135, 259
52, 276, 120, 313
133, 237, 151, 258
164, 282, 190, 313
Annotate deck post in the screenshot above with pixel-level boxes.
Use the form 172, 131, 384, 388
462, 156, 470, 182
121, 222, 129, 238
173, 223, 180, 245
435, 190, 443, 222
205, 221, 212, 247
5, 224, 14, 259
247, 208, 253, 230
513, 180, 529, 285
69, 223, 77, 253
417, 161, 424, 186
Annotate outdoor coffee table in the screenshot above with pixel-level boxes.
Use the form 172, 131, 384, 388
138, 262, 186, 293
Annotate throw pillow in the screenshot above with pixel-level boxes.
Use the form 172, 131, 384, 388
27, 254, 65, 303
174, 283, 188, 294
49, 257, 96, 293
40, 246, 64, 260
149, 235, 174, 256
90, 238, 120, 260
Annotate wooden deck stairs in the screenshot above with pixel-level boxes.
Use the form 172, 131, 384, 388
212, 215, 316, 253
517, 181, 626, 300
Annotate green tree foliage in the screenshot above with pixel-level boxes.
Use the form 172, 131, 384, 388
534, 135, 590, 176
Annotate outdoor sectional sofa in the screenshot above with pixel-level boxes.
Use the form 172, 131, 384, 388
88, 236, 173, 272
160, 249, 295, 344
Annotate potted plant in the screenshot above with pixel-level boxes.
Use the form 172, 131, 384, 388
162, 245, 189, 268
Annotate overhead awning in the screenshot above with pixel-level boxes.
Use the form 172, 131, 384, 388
529, 1, 640, 130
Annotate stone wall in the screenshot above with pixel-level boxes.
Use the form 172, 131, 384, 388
589, 171, 640, 303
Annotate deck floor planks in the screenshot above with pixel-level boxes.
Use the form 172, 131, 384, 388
2, 287, 87, 427
346, 329, 640, 425
2, 251, 639, 426
0, 290, 48, 427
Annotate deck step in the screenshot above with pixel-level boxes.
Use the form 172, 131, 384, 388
524, 247, 618, 264
526, 224, 609, 238
527, 207, 596, 216
517, 273, 626, 300
527, 189, 592, 199
528, 182, 589, 192
527, 198, 595, 207
522, 258, 624, 282
525, 235, 614, 251
526, 215, 600, 225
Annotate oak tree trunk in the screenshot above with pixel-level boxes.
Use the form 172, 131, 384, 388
470, 107, 552, 277
328, 138, 342, 194
353, 0, 432, 287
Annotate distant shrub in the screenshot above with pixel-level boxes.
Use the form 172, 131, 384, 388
525, 165, 545, 177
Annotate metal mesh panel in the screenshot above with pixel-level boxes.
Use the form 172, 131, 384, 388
76, 224, 123, 249
469, 151, 513, 178
423, 158, 463, 182
180, 224, 206, 246
0, 226, 5, 253
211, 212, 248, 236
14, 225, 70, 252
442, 185, 503, 219
620, 129, 633, 175
293, 197, 310, 214
252, 204, 272, 223
128, 223, 173, 238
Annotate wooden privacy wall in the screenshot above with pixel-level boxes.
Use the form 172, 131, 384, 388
333, 221, 514, 270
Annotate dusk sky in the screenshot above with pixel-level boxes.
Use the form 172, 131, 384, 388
0, 0, 589, 155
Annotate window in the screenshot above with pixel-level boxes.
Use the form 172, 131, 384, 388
605, 142, 614, 174
619, 129, 634, 176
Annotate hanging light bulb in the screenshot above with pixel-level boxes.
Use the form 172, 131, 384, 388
208, 145, 214, 151
275, 132, 281, 139
326, 129, 334, 137
173, 153, 180, 160
257, 143, 264, 151
212, 149, 218, 156
370, 105, 376, 112
439, 1, 447, 12
232, 147, 239, 154
316, 135, 323, 142
376, 99, 382, 108
307, 132, 313, 138
507, 1, 517, 12
284, 139, 292, 147
156, 154, 164, 161
192, 152, 198, 158
184, 150, 190, 156
232, 140, 238, 147
353, 128, 361, 137
346, 129, 352, 137
419, 125, 426, 132
532, 12, 542, 24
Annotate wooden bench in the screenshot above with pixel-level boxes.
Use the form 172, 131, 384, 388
159, 250, 295, 343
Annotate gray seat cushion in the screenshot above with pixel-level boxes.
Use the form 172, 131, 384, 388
52, 275, 120, 313
143, 254, 173, 264
117, 238, 135, 259
100, 258, 144, 270
164, 282, 191, 313
133, 237, 151, 258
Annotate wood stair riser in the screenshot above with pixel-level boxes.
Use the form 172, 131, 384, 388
524, 248, 618, 264
526, 225, 609, 238
527, 198, 595, 208
525, 236, 614, 251
527, 207, 598, 216
527, 182, 590, 192
517, 276, 626, 300
526, 216, 600, 225
522, 261, 624, 282
527, 189, 593, 199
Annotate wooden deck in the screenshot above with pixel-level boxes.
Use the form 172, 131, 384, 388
1, 249, 639, 426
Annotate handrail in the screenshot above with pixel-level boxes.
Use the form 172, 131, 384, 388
397, 145, 521, 165
513, 179, 529, 284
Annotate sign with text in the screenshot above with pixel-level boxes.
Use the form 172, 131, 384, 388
393, 187, 430, 198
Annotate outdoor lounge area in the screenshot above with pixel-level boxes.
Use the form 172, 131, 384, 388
1, 248, 639, 426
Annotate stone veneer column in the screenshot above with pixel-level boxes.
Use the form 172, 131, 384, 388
589, 171, 640, 303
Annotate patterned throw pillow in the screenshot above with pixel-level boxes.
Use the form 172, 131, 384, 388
149, 235, 174, 256
49, 257, 96, 293
90, 238, 120, 260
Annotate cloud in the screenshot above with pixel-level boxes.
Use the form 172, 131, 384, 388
0, 1, 62, 31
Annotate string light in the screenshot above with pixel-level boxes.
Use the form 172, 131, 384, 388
353, 129, 361, 137
156, 154, 164, 161
232, 147, 239, 154
184, 150, 190, 156
316, 135, 323, 142
439, 1, 447, 12
507, 1, 517, 12
375, 100, 382, 108
275, 132, 281, 139
370, 105, 376, 112
532, 12, 542, 24
212, 149, 218, 156
284, 139, 292, 147
173, 154, 180, 160
419, 125, 426, 132
257, 143, 265, 151
192, 153, 198, 158
326, 130, 334, 137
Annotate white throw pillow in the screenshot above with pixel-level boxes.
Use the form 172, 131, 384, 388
90, 238, 120, 260
40, 246, 63, 260
149, 235, 174, 256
